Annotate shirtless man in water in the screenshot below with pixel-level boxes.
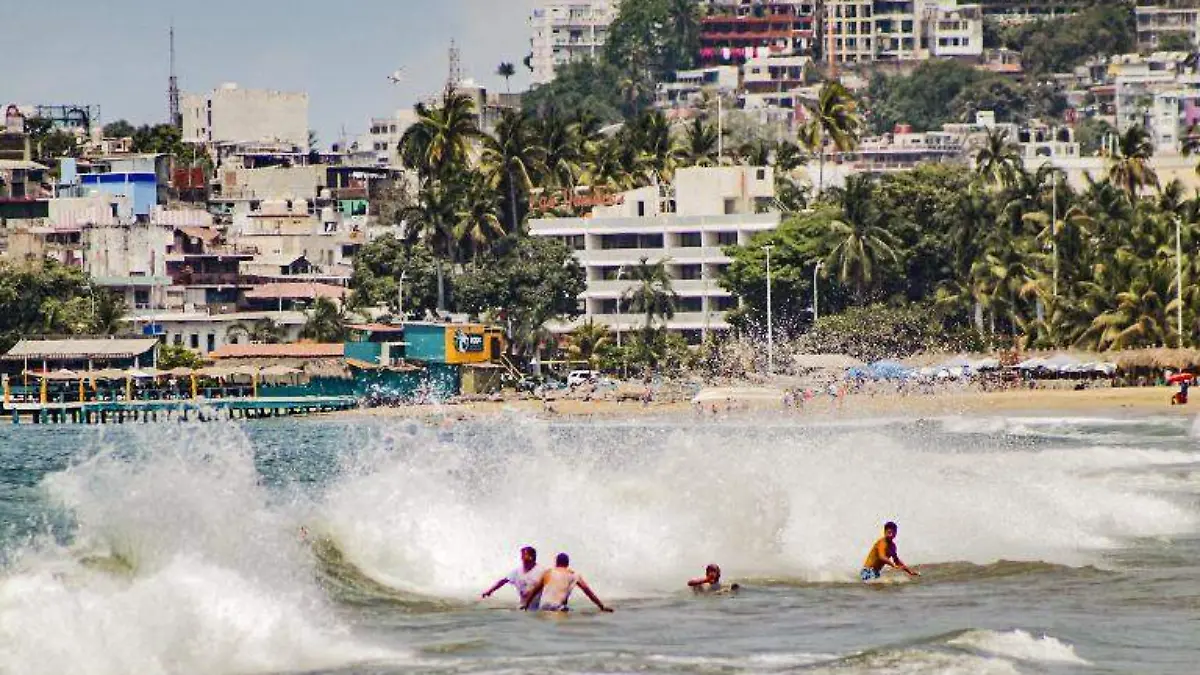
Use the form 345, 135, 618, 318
521, 553, 613, 613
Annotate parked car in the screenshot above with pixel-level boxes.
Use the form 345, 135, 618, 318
567, 370, 600, 387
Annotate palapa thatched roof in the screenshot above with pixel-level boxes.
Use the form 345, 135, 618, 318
1113, 348, 1200, 371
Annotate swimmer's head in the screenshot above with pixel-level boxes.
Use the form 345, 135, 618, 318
555, 552, 570, 567
706, 564, 721, 580
884, 521, 898, 538
521, 546, 536, 565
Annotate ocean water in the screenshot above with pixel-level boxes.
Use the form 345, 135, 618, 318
0, 412, 1197, 674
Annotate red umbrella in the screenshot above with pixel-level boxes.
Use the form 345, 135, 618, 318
1168, 372, 1195, 384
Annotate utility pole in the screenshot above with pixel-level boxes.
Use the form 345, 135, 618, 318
168, 23, 181, 128
764, 244, 775, 376
812, 260, 824, 323
1178, 215, 1185, 348
1051, 170, 1058, 298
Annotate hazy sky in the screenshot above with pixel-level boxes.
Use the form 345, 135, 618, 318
1, 0, 539, 146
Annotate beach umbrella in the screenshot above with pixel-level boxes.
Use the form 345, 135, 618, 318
869, 360, 911, 380
970, 358, 1001, 371
125, 368, 156, 379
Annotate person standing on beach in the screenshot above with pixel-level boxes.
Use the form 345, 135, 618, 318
482, 546, 544, 609
521, 552, 613, 612
861, 521, 920, 581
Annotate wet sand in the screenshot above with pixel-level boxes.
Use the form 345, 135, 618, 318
342, 386, 1197, 423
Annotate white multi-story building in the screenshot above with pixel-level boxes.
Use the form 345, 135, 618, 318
1136, 5, 1200, 51
825, 0, 982, 63
530, 0, 617, 85
125, 311, 308, 356
360, 109, 419, 168
529, 166, 779, 343
181, 83, 309, 149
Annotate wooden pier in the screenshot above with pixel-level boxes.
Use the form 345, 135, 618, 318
2, 396, 359, 425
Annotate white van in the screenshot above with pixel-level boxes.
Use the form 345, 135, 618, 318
567, 370, 599, 387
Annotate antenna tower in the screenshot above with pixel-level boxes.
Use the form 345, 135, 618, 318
168, 24, 181, 128
448, 39, 462, 90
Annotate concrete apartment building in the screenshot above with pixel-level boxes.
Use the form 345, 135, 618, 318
529, 166, 778, 343
181, 83, 309, 149
530, 0, 617, 85
1136, 2, 1200, 50
825, 0, 983, 64
976, 0, 1090, 22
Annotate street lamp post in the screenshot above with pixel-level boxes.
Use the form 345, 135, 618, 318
615, 265, 626, 349
81, 284, 95, 328
764, 244, 775, 376
397, 271, 407, 320
812, 260, 824, 323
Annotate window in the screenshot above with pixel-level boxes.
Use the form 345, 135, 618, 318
678, 232, 702, 248
562, 234, 585, 250
637, 201, 646, 217
678, 264, 702, 280
716, 232, 739, 246
598, 299, 619, 314
190, 334, 199, 349
756, 168, 766, 181
678, 297, 703, 312
173, 333, 183, 346
714, 296, 739, 311
724, 198, 737, 215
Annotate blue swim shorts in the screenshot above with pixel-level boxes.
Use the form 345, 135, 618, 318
860, 568, 880, 582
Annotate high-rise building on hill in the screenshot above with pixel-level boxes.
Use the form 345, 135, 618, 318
529, 0, 617, 85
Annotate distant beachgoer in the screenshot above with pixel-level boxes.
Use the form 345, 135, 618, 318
861, 521, 919, 581
522, 552, 613, 613
483, 546, 545, 610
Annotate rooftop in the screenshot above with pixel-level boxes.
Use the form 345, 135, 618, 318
244, 282, 348, 301
2, 338, 159, 361
209, 343, 345, 360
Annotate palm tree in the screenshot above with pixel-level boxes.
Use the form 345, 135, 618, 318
300, 297, 349, 343
806, 81, 862, 194
398, 88, 480, 180
566, 319, 612, 367
456, 174, 507, 260
402, 179, 462, 310
226, 318, 286, 345
496, 62, 516, 93
681, 118, 719, 167
480, 109, 544, 234
821, 175, 899, 302
537, 113, 584, 188
974, 128, 1022, 188
1107, 125, 1158, 199
90, 290, 127, 335
633, 110, 682, 182
623, 258, 678, 336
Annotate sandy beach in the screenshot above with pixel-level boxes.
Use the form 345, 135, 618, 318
341, 385, 1199, 423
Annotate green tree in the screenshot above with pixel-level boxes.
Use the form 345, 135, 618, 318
0, 260, 98, 350
1107, 125, 1158, 198
158, 344, 205, 370
623, 258, 678, 339
807, 81, 862, 193
821, 175, 900, 302
497, 62, 516, 93
481, 109, 544, 234
300, 297, 349, 343
566, 319, 612, 367
399, 88, 480, 180
975, 128, 1023, 188
349, 234, 441, 317
454, 237, 586, 357
103, 119, 137, 138
681, 118, 719, 167
226, 318, 286, 345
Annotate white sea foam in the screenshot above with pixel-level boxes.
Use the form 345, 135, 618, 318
950, 629, 1091, 665
0, 423, 396, 675
318, 418, 1199, 598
